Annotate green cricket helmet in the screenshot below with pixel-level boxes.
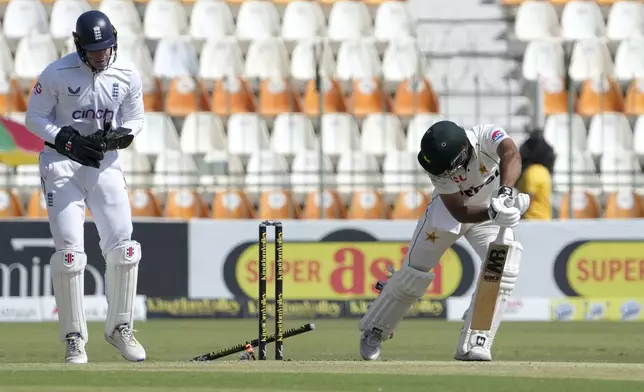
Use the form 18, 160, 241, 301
417, 120, 472, 178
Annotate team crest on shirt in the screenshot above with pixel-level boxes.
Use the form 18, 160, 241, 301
425, 231, 439, 243
479, 162, 488, 175
491, 129, 506, 142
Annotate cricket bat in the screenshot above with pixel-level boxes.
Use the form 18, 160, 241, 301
470, 227, 510, 331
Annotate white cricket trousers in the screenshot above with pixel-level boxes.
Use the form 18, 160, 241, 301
38, 149, 133, 254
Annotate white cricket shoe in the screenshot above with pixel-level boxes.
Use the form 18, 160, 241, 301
360, 330, 382, 361
454, 346, 492, 361
65, 333, 87, 364
106, 324, 146, 362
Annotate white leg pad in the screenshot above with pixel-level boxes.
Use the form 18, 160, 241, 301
50, 250, 88, 342
104, 241, 141, 338
359, 266, 434, 339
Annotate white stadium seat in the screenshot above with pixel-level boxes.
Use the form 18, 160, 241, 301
49, 0, 91, 44
606, 1, 644, 42
199, 37, 245, 81
189, 0, 234, 41
382, 37, 425, 84
235, 0, 280, 42
587, 113, 633, 159
336, 151, 382, 194
117, 149, 153, 187
290, 38, 336, 82
633, 116, 644, 163
360, 113, 405, 155
199, 151, 245, 189
382, 151, 430, 195
0, 35, 13, 74
544, 113, 588, 156
180, 112, 227, 155
614, 39, 644, 82
374, 1, 415, 42
281, 1, 326, 43
522, 39, 565, 82
406, 114, 445, 153
553, 149, 600, 194
336, 38, 381, 82
133, 113, 181, 155
600, 150, 642, 193
290, 151, 335, 195
327, 0, 373, 42
560, 1, 605, 41
271, 113, 318, 156
514, 0, 560, 42
426, 57, 521, 95
320, 113, 361, 156
143, 0, 188, 40
153, 151, 199, 188
15, 164, 40, 188
245, 151, 290, 192
99, 0, 142, 37
14, 34, 58, 81
569, 39, 613, 82
3, 0, 48, 44
244, 37, 290, 80
226, 114, 271, 156
116, 35, 155, 91
153, 36, 198, 78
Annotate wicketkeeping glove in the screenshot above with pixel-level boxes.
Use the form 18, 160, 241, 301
53, 126, 105, 168
101, 121, 134, 151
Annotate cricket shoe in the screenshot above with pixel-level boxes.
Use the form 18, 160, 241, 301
106, 323, 146, 362
360, 330, 382, 361
65, 332, 87, 364
454, 347, 492, 362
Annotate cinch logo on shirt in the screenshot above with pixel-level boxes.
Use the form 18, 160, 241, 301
72, 109, 114, 120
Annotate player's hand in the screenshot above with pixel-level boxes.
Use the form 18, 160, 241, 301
512, 193, 530, 215
54, 126, 105, 168
101, 121, 134, 151
488, 197, 521, 228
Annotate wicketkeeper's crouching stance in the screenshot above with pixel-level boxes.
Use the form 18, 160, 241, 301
359, 121, 530, 361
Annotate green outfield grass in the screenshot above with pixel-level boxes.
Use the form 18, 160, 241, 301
0, 319, 642, 392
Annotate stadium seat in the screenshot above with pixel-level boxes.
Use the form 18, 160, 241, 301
117, 149, 154, 187
245, 151, 291, 192
604, 189, 643, 218
558, 191, 602, 219
152, 150, 200, 188
153, 36, 199, 79
614, 39, 644, 83
164, 76, 210, 117
348, 78, 392, 117
0, 77, 27, 114
281, 1, 326, 43
336, 38, 381, 82
290, 38, 336, 83
544, 113, 588, 156
360, 113, 405, 156
346, 190, 387, 219
569, 39, 613, 82
129, 189, 163, 217
320, 113, 361, 156
98, 0, 142, 37
393, 77, 439, 117
271, 113, 318, 156
514, 0, 560, 42
301, 189, 346, 219
133, 112, 181, 155
164, 189, 209, 219
427, 57, 521, 95
0, 190, 24, 217
632, 116, 644, 160
143, 78, 164, 112
15, 164, 40, 188
522, 40, 565, 82
290, 151, 335, 196
405, 113, 445, 153
189, 0, 235, 41
199, 151, 246, 191
374, 1, 415, 42
179, 112, 227, 155
143, 0, 188, 39
336, 151, 382, 195
3, 0, 48, 46
257, 77, 302, 117
244, 37, 290, 80
49, 0, 91, 45
14, 34, 58, 82
116, 34, 155, 84
600, 150, 642, 193
235, 0, 280, 41
211, 189, 255, 219
382, 151, 429, 196
198, 37, 245, 81
226, 113, 271, 156
560, 1, 605, 41
302, 77, 347, 115
258, 190, 301, 219
391, 190, 429, 220
0, 34, 13, 76
606, 1, 644, 42
211, 77, 256, 116
382, 37, 425, 85
26, 189, 47, 218
553, 149, 600, 194
587, 113, 633, 159
541, 78, 576, 116
577, 77, 624, 117
327, 0, 373, 42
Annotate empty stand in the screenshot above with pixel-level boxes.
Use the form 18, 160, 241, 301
153, 36, 198, 79
374, 0, 415, 42
327, 1, 373, 43
179, 112, 227, 155
143, 0, 188, 40
281, 1, 326, 43
199, 37, 245, 81
271, 113, 318, 156
189, 0, 235, 41
226, 113, 271, 156
244, 37, 290, 80
245, 150, 290, 193
291, 151, 336, 196
515, 0, 560, 41
560, 0, 605, 41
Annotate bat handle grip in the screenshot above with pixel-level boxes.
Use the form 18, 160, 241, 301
495, 227, 507, 243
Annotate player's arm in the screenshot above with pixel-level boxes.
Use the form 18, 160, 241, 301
497, 138, 522, 190
118, 68, 144, 137
25, 67, 61, 144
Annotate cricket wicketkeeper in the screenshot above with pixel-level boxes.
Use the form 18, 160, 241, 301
359, 120, 530, 361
